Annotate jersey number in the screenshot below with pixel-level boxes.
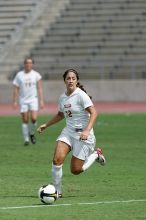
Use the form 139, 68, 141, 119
65, 110, 72, 117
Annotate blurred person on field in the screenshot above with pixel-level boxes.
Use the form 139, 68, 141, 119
13, 57, 44, 146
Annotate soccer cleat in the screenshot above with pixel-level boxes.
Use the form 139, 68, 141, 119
24, 141, 29, 146
30, 134, 36, 144
96, 147, 106, 166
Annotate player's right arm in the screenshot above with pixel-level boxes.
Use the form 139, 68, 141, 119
13, 85, 19, 108
37, 111, 64, 133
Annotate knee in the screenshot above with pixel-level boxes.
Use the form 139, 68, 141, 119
53, 157, 63, 166
31, 119, 36, 124
70, 167, 82, 175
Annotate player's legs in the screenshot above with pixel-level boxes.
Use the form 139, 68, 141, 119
70, 141, 94, 175
30, 110, 38, 123
70, 156, 85, 175
29, 100, 38, 144
53, 141, 71, 165
70, 138, 105, 174
71, 149, 105, 174
21, 111, 30, 145
70, 137, 95, 174
52, 141, 71, 195
30, 110, 38, 134
29, 110, 37, 144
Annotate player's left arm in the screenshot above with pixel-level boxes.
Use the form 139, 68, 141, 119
37, 79, 44, 109
80, 105, 97, 140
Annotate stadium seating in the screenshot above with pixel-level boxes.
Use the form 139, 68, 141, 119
0, 0, 70, 81
0, 0, 146, 80
0, 0, 39, 48
30, 0, 146, 79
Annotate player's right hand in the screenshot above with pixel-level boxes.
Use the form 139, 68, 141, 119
37, 124, 47, 133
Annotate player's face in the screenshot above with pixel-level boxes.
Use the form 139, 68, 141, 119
64, 71, 78, 94
24, 59, 33, 73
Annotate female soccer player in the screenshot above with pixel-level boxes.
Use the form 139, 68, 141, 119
13, 57, 44, 145
37, 69, 105, 197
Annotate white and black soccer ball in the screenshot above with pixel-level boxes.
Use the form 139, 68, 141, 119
38, 184, 57, 204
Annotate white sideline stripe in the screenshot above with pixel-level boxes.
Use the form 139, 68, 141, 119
0, 199, 146, 210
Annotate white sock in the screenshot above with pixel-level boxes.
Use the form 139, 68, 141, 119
82, 152, 98, 171
52, 164, 63, 194
22, 123, 29, 142
29, 122, 37, 135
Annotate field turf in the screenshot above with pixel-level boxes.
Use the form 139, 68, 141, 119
0, 114, 146, 220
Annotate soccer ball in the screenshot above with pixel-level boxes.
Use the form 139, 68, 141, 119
38, 184, 57, 204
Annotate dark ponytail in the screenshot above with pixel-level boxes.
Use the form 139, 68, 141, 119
63, 69, 92, 99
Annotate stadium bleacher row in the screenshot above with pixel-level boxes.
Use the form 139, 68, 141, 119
0, 0, 70, 81
0, 0, 39, 47
0, 0, 146, 80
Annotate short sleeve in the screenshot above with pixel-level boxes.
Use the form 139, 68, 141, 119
35, 72, 42, 81
13, 74, 20, 87
58, 97, 63, 112
80, 91, 93, 109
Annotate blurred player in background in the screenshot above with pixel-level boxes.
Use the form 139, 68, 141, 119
13, 57, 44, 146
37, 68, 105, 197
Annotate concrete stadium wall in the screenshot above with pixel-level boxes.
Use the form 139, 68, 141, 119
0, 80, 146, 103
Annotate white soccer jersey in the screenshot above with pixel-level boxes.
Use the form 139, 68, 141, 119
58, 87, 94, 138
13, 70, 42, 104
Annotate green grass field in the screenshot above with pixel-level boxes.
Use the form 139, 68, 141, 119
0, 114, 146, 220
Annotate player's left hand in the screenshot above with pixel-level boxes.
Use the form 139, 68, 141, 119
79, 130, 89, 140
40, 100, 45, 109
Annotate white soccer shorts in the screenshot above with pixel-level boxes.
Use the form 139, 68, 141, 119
20, 99, 38, 113
56, 128, 96, 160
